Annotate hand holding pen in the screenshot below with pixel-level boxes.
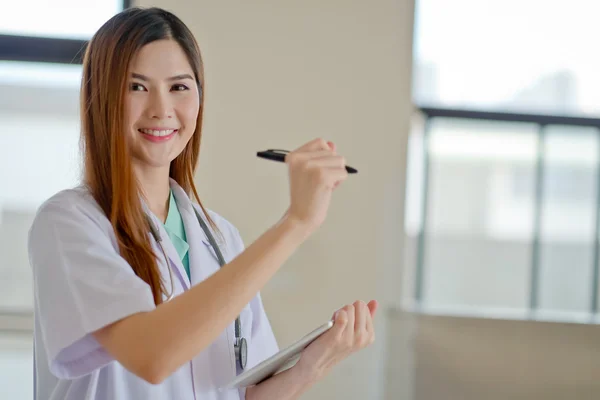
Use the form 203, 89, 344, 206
257, 139, 355, 233
257, 149, 357, 174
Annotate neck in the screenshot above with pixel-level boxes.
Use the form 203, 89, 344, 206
133, 163, 171, 223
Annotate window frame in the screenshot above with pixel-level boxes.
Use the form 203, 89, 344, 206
410, 105, 600, 323
0, 0, 131, 64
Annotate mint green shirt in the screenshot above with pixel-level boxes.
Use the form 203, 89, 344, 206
163, 191, 191, 280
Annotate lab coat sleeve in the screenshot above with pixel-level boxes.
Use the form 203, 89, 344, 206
28, 198, 156, 379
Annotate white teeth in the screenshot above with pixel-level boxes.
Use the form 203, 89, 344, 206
139, 128, 176, 137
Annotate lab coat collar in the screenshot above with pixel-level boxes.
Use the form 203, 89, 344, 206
168, 179, 210, 244
141, 187, 192, 291
169, 179, 224, 285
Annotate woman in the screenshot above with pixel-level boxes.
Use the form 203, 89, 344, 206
28, 6, 377, 400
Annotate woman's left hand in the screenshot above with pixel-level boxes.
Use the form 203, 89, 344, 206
295, 300, 379, 381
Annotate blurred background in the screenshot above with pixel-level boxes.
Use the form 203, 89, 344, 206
2, 0, 600, 399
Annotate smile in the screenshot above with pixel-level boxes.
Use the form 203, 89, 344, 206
138, 128, 178, 143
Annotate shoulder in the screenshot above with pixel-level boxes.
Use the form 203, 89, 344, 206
33, 185, 106, 221
29, 186, 112, 241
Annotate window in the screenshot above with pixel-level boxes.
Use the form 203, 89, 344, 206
0, 0, 130, 63
2, 0, 124, 39
0, 2, 129, 318
406, 0, 600, 323
404, 108, 600, 323
0, 5, 130, 398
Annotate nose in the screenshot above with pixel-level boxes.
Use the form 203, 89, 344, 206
146, 91, 173, 119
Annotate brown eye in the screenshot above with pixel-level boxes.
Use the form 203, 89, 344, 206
172, 84, 189, 91
130, 83, 146, 91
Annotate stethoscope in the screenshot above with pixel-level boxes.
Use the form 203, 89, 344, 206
146, 207, 248, 371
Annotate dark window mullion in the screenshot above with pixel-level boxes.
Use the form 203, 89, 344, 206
415, 117, 432, 305
0, 35, 87, 64
591, 128, 600, 317
529, 124, 546, 312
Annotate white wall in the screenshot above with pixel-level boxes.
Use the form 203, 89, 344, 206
134, 0, 415, 398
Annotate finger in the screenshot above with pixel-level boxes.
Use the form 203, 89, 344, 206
306, 155, 347, 171
287, 154, 348, 189
367, 300, 379, 318
354, 301, 370, 348
332, 309, 348, 338
354, 300, 367, 334
286, 149, 340, 168
365, 300, 378, 338
293, 138, 332, 153
327, 141, 336, 153
343, 304, 355, 345
285, 149, 331, 163
365, 310, 375, 347
299, 163, 348, 189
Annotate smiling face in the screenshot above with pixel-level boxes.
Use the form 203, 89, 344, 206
124, 39, 200, 172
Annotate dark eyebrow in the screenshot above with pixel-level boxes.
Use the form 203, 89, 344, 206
131, 73, 194, 82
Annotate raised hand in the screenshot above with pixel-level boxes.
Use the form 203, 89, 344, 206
284, 138, 349, 233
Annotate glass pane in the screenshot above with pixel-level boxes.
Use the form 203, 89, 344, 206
0, 112, 80, 312
0, 333, 32, 399
537, 126, 599, 317
413, 0, 600, 117
1, 0, 122, 40
0, 61, 82, 89
422, 118, 539, 312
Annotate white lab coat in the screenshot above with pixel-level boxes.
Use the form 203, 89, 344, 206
28, 179, 279, 400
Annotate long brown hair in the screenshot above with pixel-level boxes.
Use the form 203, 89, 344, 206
80, 7, 218, 305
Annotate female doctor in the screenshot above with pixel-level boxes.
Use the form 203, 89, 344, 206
28, 6, 377, 400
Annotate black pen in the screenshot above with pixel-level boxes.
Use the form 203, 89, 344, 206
256, 149, 358, 174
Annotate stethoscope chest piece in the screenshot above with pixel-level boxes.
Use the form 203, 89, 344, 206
235, 337, 248, 370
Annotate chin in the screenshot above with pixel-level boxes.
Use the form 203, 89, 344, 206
131, 153, 174, 170
149, 157, 176, 169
